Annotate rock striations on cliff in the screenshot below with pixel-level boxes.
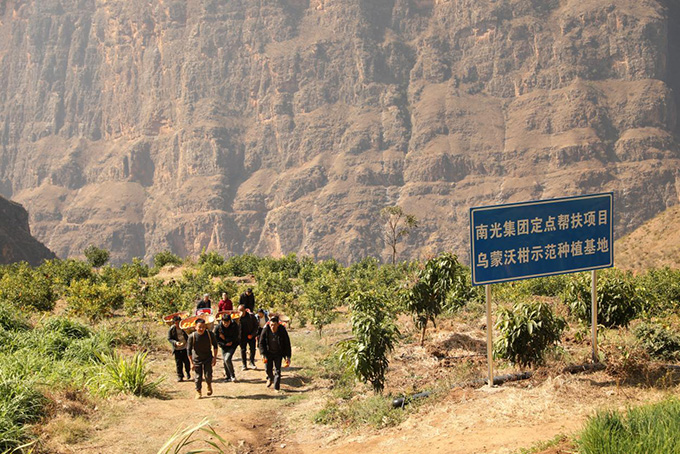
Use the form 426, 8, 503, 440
0, 0, 679, 264
0, 195, 56, 266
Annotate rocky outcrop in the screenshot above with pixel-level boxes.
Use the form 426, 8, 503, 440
0, 196, 56, 266
0, 0, 679, 264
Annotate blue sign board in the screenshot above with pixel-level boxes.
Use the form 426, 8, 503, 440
470, 193, 613, 286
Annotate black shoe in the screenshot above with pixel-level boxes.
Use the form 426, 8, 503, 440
266, 378, 272, 388
177, 377, 184, 382
187, 374, 191, 380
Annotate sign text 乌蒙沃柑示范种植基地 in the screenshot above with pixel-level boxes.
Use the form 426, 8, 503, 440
469, 193, 613, 286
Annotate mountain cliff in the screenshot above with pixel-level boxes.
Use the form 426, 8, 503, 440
0, 195, 56, 266
1, 0, 679, 264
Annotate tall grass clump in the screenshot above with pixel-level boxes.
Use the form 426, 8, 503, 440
0, 372, 49, 451
100, 351, 164, 397
157, 418, 231, 454
577, 398, 680, 454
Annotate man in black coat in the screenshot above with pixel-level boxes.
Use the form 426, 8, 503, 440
239, 288, 256, 312
258, 315, 292, 392
214, 314, 240, 382
167, 315, 191, 382
238, 304, 259, 370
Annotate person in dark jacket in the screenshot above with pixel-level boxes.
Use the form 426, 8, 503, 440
213, 314, 240, 382
167, 315, 191, 382
239, 288, 256, 312
258, 315, 292, 391
187, 318, 218, 399
255, 309, 269, 347
238, 304, 259, 370
196, 293, 212, 313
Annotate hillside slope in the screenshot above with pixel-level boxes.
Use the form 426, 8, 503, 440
616, 204, 680, 271
0, 0, 679, 264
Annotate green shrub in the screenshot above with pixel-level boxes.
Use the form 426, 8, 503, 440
83, 245, 110, 268
0, 262, 56, 311
637, 267, 680, 315
577, 398, 680, 454
300, 270, 347, 336
519, 274, 570, 297
146, 278, 186, 316
38, 258, 94, 296
223, 254, 263, 276
564, 270, 642, 328
65, 279, 123, 320
633, 322, 680, 362
99, 351, 164, 396
341, 290, 400, 393
153, 251, 183, 269
254, 266, 298, 318
494, 300, 567, 368
402, 253, 466, 345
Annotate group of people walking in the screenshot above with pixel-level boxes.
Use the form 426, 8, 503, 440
167, 289, 292, 399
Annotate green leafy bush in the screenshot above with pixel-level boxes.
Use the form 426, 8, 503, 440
564, 270, 643, 328
38, 258, 94, 296
402, 253, 465, 345
255, 266, 298, 318
65, 279, 123, 320
300, 269, 347, 336
153, 251, 183, 269
636, 267, 680, 315
0, 262, 56, 311
494, 300, 566, 368
84, 245, 110, 268
146, 278, 186, 316
223, 254, 263, 276
633, 322, 680, 362
341, 290, 400, 393
577, 398, 680, 454
519, 274, 570, 297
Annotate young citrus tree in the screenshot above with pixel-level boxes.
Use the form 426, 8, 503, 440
341, 289, 399, 393
402, 252, 465, 345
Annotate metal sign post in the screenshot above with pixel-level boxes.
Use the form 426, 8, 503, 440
486, 284, 493, 387
469, 193, 614, 386
591, 269, 598, 362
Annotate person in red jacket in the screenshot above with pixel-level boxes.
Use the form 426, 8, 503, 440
218, 292, 233, 312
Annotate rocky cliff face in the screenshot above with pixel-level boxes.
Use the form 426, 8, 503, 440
0, 195, 56, 266
0, 0, 678, 264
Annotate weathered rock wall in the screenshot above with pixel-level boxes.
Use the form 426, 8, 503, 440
0, 0, 678, 264
0, 195, 56, 265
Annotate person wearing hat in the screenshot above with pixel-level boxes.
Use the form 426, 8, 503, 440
213, 313, 240, 382
167, 315, 191, 382
239, 288, 256, 312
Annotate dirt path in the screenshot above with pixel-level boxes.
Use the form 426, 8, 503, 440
65, 352, 307, 454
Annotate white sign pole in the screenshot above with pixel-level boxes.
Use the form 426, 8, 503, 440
591, 269, 598, 363
486, 284, 494, 386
